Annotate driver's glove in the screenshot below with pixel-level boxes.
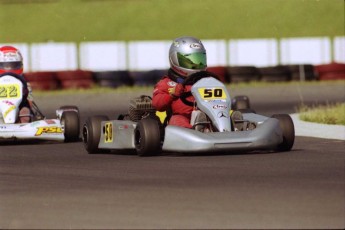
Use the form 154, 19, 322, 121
170, 83, 184, 98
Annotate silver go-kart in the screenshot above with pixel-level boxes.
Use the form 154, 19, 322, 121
0, 73, 80, 143
83, 71, 295, 156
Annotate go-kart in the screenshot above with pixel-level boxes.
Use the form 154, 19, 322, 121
82, 71, 295, 156
0, 73, 80, 142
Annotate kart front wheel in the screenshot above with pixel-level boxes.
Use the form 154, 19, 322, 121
272, 114, 295, 151
59, 105, 80, 114
135, 118, 161, 156
83, 115, 109, 154
61, 111, 80, 142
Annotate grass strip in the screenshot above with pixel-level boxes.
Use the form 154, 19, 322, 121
298, 103, 345, 125
31, 80, 345, 96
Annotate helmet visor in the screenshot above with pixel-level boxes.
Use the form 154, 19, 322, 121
177, 52, 207, 70
0, 61, 23, 70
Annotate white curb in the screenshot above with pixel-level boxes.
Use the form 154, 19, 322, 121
290, 113, 345, 140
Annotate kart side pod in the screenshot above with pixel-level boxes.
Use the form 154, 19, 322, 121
162, 116, 283, 153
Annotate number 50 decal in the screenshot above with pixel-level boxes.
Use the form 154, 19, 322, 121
198, 88, 227, 100
104, 122, 113, 143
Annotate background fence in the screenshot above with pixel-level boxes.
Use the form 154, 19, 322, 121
1, 36, 344, 90
2, 36, 344, 72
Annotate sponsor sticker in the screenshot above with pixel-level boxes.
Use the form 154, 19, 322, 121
118, 125, 129, 130
2, 100, 14, 106
213, 104, 228, 110
35, 126, 63, 136
173, 41, 180, 47
167, 81, 177, 87
4, 105, 16, 118
3, 52, 18, 60
217, 111, 228, 118
190, 43, 202, 49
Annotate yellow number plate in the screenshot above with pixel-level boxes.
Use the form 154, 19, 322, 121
104, 122, 113, 143
0, 84, 21, 99
198, 88, 227, 100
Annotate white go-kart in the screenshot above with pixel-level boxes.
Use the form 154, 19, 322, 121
0, 73, 80, 143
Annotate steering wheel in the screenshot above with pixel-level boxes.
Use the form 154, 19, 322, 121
180, 71, 220, 106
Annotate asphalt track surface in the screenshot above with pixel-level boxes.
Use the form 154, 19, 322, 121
1, 82, 344, 229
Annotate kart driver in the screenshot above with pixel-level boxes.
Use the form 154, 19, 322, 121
152, 36, 212, 128
0, 45, 37, 123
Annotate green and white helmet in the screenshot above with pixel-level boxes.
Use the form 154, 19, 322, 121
169, 36, 207, 77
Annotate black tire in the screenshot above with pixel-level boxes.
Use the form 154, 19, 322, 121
60, 105, 80, 114
144, 69, 168, 85
61, 111, 80, 142
129, 69, 168, 86
135, 118, 161, 156
287, 64, 317, 81
83, 115, 109, 154
272, 114, 295, 152
227, 66, 260, 83
94, 70, 133, 88
232, 95, 250, 110
97, 79, 121, 88
258, 66, 291, 82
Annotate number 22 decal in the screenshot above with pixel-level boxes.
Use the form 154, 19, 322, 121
0, 84, 21, 98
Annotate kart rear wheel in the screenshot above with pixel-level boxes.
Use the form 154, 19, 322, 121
232, 95, 250, 110
135, 118, 161, 156
272, 114, 295, 151
61, 111, 80, 142
83, 115, 109, 154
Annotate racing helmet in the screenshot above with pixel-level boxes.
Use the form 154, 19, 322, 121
169, 36, 207, 77
0, 46, 24, 75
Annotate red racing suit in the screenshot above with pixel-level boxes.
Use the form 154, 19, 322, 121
152, 75, 195, 128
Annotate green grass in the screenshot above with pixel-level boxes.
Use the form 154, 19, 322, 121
226, 79, 345, 89
298, 103, 345, 125
0, 0, 343, 43
31, 84, 156, 97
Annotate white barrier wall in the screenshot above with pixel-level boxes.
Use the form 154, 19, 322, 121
128, 40, 228, 70
202, 40, 227, 67
79, 41, 127, 71
334, 36, 345, 63
228, 39, 278, 67
280, 37, 331, 65
30, 42, 78, 71
2, 36, 343, 72
128, 41, 171, 71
